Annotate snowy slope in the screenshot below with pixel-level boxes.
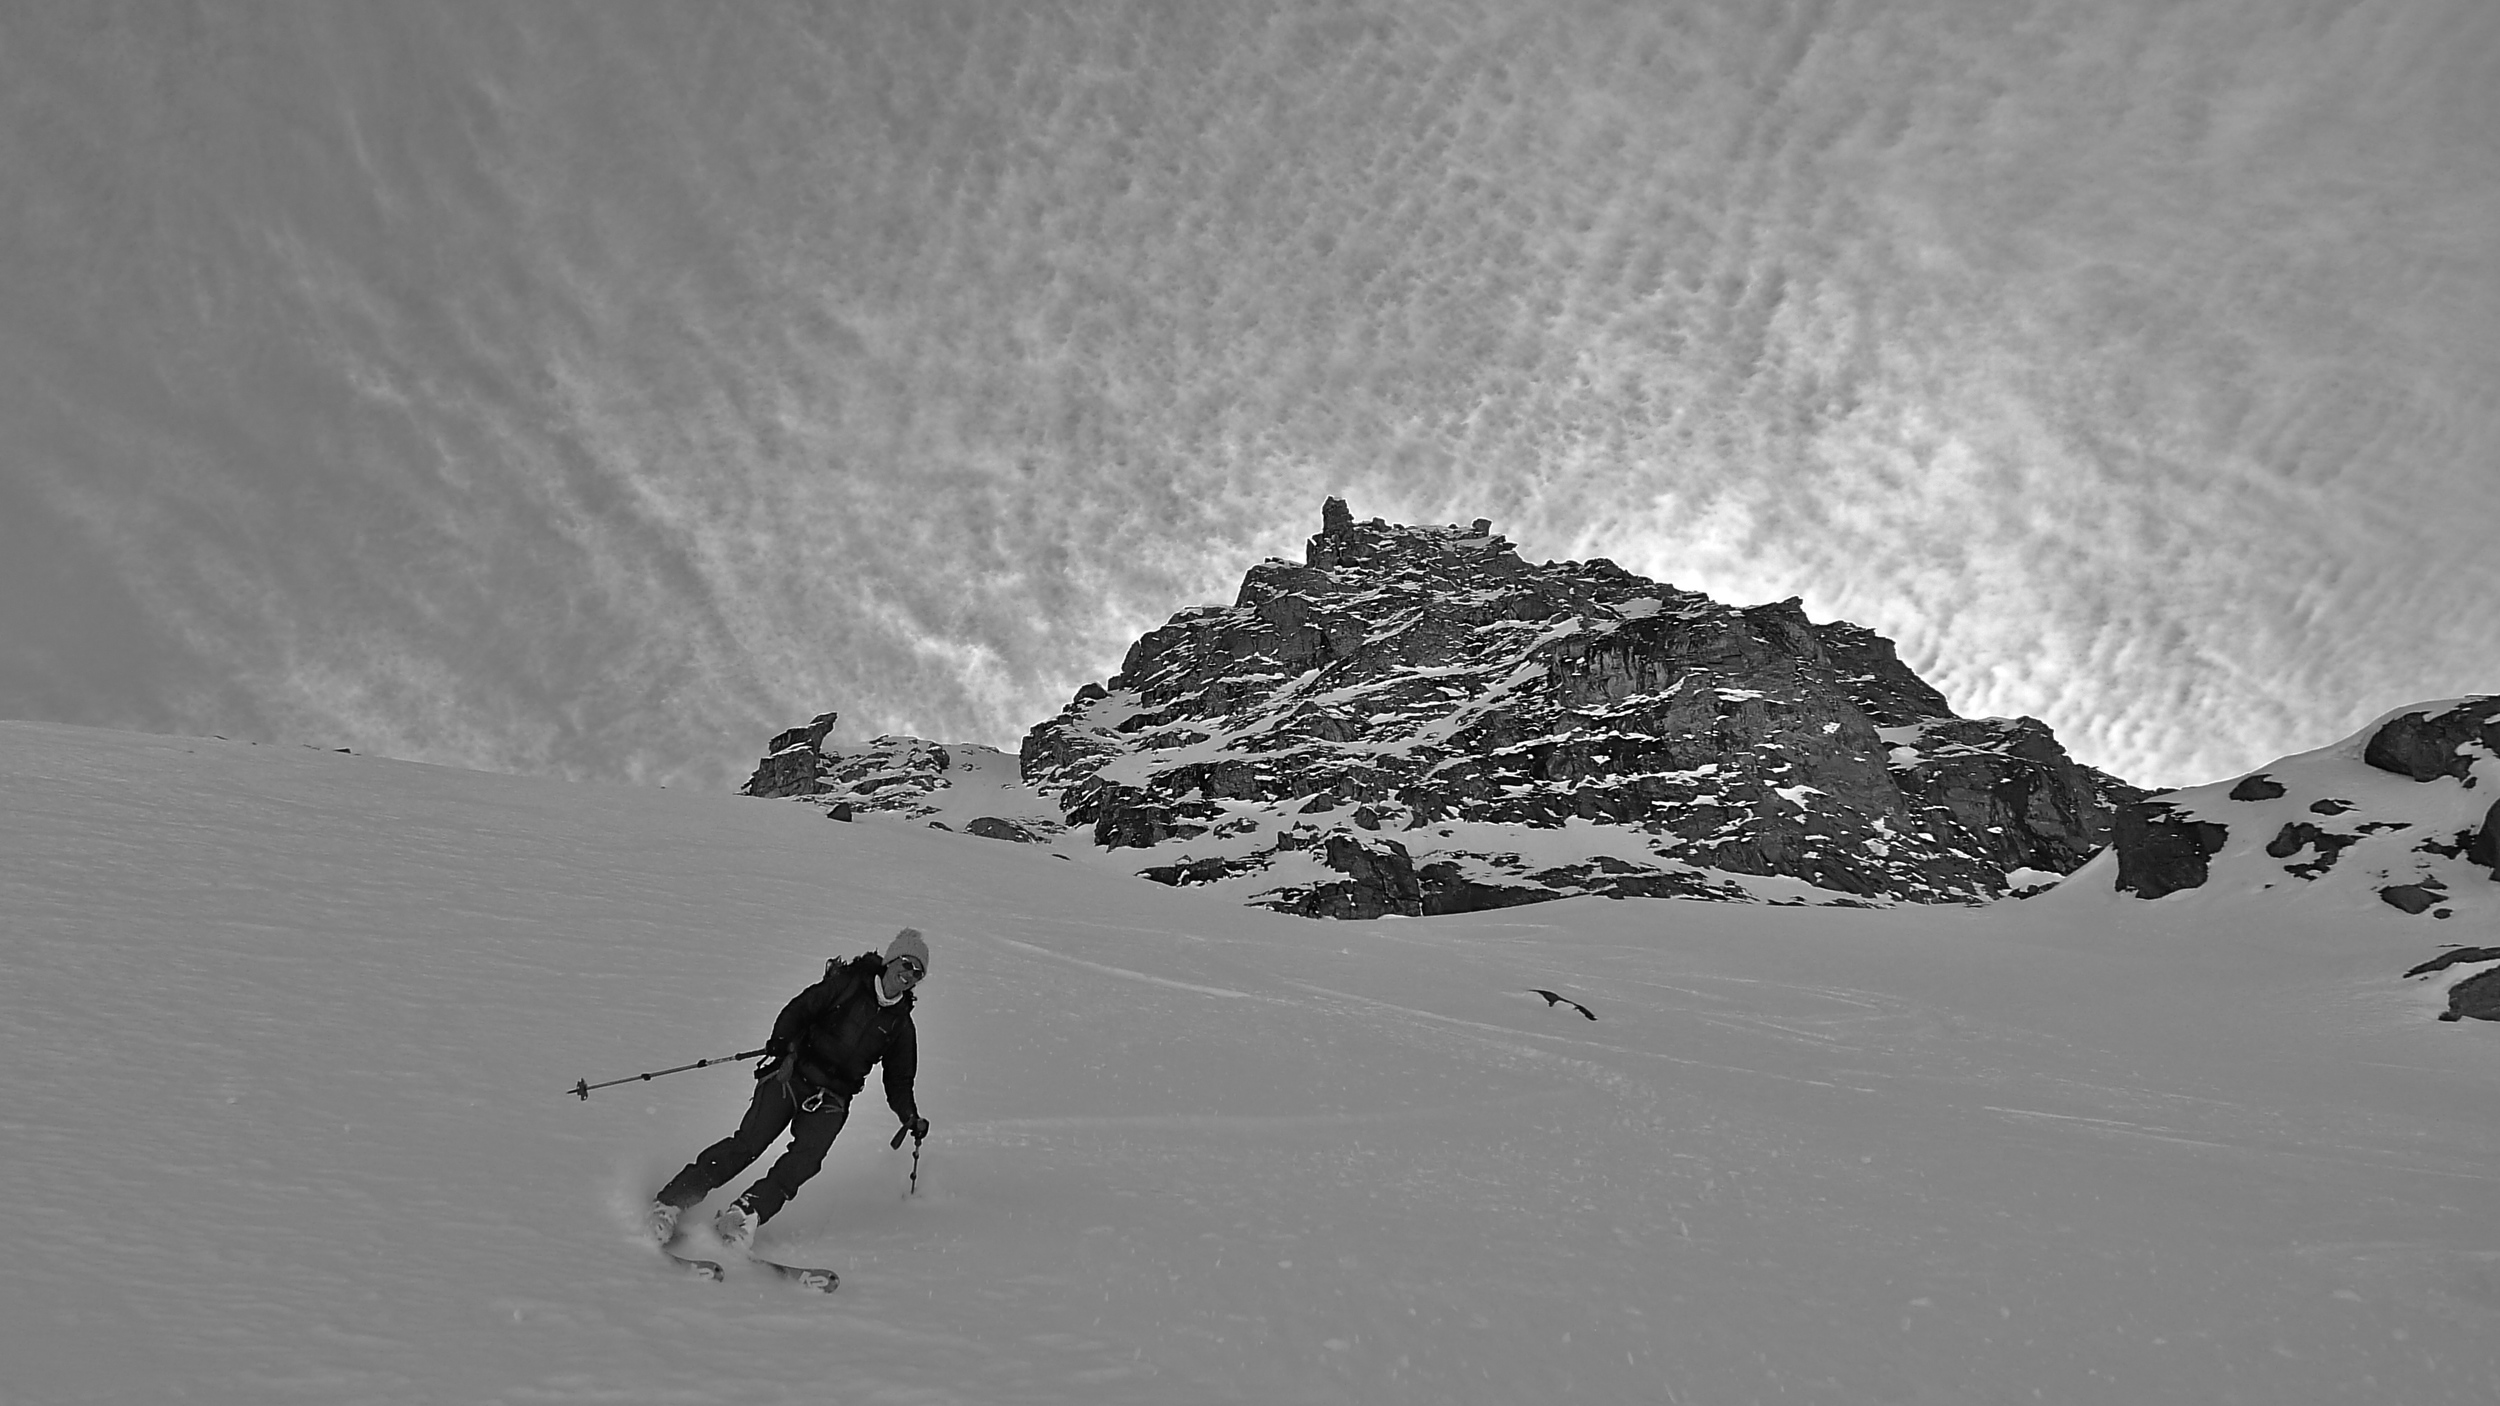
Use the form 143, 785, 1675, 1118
6, 720, 2500, 1404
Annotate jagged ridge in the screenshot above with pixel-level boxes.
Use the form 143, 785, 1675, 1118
1019, 499, 2137, 917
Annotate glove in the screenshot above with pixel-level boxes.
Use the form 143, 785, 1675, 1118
908, 1115, 930, 1142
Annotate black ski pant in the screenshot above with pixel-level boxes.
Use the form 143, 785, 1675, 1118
656, 1076, 850, 1223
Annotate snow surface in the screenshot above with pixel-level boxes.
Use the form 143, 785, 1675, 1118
7, 720, 2500, 1404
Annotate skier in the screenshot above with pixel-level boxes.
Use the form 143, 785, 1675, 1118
647, 928, 932, 1251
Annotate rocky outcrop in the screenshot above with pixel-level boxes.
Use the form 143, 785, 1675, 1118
2469, 798, 2500, 877
1021, 499, 2137, 916
2113, 800, 2231, 899
822, 737, 953, 804
2443, 968, 2500, 1022
742, 711, 841, 798
2102, 696, 2500, 930
738, 714, 1066, 843
2362, 699, 2500, 782
738, 719, 956, 815
2409, 949, 2500, 1021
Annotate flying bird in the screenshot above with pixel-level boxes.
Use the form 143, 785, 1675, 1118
1530, 989, 1596, 1020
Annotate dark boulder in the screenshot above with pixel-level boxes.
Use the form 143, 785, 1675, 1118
768, 711, 841, 757
2441, 967, 2500, 1022
2113, 800, 2230, 899
2363, 698, 2500, 783
2378, 881, 2448, 915
2467, 798, 2500, 878
2228, 773, 2287, 801
2264, 822, 2361, 879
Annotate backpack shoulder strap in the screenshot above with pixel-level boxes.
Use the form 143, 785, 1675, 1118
812, 950, 885, 1012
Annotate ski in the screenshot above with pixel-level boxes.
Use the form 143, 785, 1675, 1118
752, 1254, 839, 1292
656, 1234, 725, 1282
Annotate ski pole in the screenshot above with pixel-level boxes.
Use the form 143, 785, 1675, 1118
890, 1123, 923, 1194
569, 1048, 769, 1101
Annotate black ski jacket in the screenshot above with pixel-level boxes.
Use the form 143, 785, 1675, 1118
766, 953, 919, 1121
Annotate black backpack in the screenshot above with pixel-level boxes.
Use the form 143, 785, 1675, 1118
824, 949, 882, 986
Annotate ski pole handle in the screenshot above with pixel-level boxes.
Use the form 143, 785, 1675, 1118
890, 1125, 911, 1149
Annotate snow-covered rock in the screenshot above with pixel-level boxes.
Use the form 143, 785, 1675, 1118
1022, 499, 2137, 917
2108, 696, 2500, 922
740, 717, 1066, 842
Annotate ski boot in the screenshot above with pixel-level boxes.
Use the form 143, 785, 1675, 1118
645, 1201, 682, 1244
714, 1196, 760, 1253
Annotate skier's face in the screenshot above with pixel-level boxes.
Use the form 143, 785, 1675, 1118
882, 955, 924, 999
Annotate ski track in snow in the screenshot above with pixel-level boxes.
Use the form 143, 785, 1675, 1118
7, 720, 2500, 1403
983, 933, 1265, 1003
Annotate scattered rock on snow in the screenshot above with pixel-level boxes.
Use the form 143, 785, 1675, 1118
2405, 948, 2500, 1022
2228, 774, 2287, 801
2108, 695, 2500, 913
2378, 880, 2448, 915
2403, 947, 2500, 979
2264, 822, 2361, 879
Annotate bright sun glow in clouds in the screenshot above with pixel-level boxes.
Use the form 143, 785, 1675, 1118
3, 1, 2494, 789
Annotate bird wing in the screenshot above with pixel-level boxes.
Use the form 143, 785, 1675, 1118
1528, 988, 1595, 1019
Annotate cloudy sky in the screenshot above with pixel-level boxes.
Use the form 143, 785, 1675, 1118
4, 1, 2493, 792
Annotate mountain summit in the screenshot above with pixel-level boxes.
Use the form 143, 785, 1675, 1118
1017, 499, 2136, 916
